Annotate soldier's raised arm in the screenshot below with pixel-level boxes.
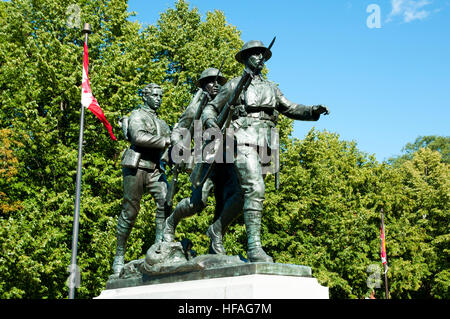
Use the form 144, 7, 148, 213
275, 85, 329, 121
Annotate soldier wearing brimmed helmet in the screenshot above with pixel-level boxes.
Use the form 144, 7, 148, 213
163, 68, 244, 255
234, 40, 272, 64
171, 68, 227, 141
202, 40, 330, 262
196, 67, 227, 91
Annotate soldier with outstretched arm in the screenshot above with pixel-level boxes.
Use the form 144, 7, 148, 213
201, 40, 329, 262
112, 83, 171, 275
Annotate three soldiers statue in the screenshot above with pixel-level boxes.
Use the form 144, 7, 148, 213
113, 40, 329, 275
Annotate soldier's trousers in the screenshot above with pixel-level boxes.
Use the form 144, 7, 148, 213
234, 144, 266, 212
117, 167, 168, 240
169, 163, 243, 231
212, 163, 244, 227
233, 143, 274, 261
188, 176, 215, 215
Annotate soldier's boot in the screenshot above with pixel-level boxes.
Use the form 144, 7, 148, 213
154, 206, 168, 244
207, 203, 242, 255
244, 210, 273, 263
112, 215, 132, 275
112, 249, 125, 276
162, 198, 192, 242
208, 184, 244, 255
154, 218, 164, 244
206, 221, 225, 255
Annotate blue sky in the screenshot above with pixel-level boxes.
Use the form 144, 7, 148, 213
127, 0, 450, 162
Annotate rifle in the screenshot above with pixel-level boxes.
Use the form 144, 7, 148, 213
190, 37, 276, 188
166, 91, 207, 209
166, 59, 227, 209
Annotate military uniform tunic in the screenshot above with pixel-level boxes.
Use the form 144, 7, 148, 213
118, 105, 171, 236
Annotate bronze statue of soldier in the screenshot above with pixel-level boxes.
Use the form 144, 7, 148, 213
162, 68, 244, 255
202, 40, 330, 262
112, 83, 171, 275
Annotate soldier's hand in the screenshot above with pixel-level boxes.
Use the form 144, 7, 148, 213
205, 118, 220, 130
313, 105, 330, 116
164, 136, 171, 147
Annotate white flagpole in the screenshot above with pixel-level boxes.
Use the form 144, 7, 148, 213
69, 22, 91, 299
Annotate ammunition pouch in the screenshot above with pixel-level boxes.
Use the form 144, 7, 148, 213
121, 147, 141, 169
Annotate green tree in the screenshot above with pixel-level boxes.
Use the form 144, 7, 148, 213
0, 129, 23, 215
0, 0, 140, 299
0, 0, 243, 298
395, 148, 449, 298
388, 135, 450, 166
258, 129, 449, 299
260, 129, 391, 298
385, 136, 449, 298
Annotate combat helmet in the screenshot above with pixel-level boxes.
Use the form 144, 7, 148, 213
235, 40, 272, 64
195, 67, 227, 87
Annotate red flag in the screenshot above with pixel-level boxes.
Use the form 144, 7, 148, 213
81, 43, 117, 141
380, 226, 387, 265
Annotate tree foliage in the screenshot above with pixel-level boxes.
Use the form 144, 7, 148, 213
0, 128, 23, 215
0, 0, 448, 299
260, 130, 449, 299
388, 135, 450, 166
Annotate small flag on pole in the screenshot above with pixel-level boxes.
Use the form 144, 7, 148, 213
81, 43, 117, 141
380, 224, 387, 265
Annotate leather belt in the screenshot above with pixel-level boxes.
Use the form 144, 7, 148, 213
245, 110, 276, 121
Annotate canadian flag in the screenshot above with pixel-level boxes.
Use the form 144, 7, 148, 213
81, 43, 117, 141
380, 226, 387, 265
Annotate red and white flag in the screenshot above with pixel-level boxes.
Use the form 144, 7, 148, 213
380, 226, 387, 265
81, 43, 117, 141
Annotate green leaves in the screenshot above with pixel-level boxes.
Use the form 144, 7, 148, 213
262, 129, 449, 298
0, 0, 244, 299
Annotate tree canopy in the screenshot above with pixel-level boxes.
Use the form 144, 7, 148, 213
0, 0, 448, 299
388, 135, 450, 167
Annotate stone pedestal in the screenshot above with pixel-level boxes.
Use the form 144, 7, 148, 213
96, 262, 328, 299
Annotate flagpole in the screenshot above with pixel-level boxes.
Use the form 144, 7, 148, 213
381, 208, 389, 299
69, 22, 91, 300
